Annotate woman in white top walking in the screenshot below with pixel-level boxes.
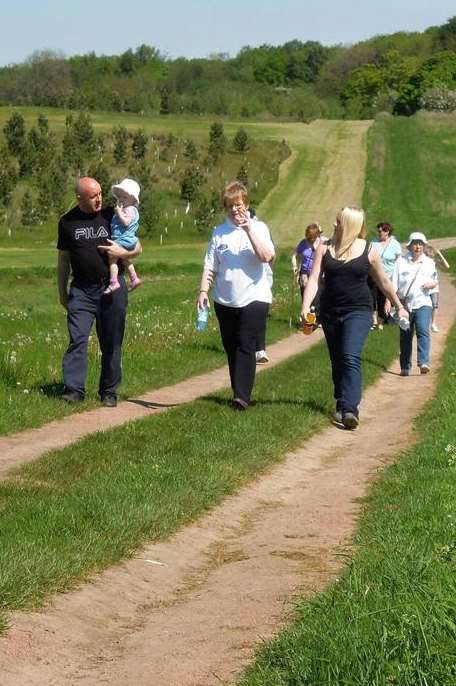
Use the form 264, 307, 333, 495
392, 232, 438, 376
197, 182, 275, 410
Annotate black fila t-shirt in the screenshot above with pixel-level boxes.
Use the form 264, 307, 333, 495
57, 206, 115, 284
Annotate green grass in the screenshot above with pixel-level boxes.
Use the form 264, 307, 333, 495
363, 112, 456, 241
0, 321, 399, 633
238, 250, 456, 686
0, 241, 207, 274
0, 251, 297, 436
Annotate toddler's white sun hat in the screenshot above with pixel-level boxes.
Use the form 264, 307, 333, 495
111, 178, 140, 204
407, 231, 427, 247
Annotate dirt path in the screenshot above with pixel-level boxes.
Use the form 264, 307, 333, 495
1, 268, 455, 685
259, 120, 372, 243
0, 119, 372, 477
0, 329, 324, 478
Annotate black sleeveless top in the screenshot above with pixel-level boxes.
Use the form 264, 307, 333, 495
320, 241, 373, 316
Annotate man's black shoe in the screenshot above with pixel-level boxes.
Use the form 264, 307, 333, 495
62, 390, 84, 403
101, 394, 117, 408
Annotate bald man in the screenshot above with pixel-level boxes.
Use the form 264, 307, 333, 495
57, 177, 140, 407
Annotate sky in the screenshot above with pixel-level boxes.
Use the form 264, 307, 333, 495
1, 0, 455, 66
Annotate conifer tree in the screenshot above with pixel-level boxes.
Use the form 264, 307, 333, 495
48, 157, 69, 216
18, 141, 35, 177
113, 126, 129, 164
160, 88, 170, 115
184, 139, 198, 160
0, 152, 18, 207
35, 173, 53, 223
233, 127, 249, 153
195, 194, 213, 232
208, 122, 227, 156
20, 189, 37, 226
62, 115, 81, 169
73, 111, 96, 154
236, 165, 249, 187
87, 160, 112, 202
3, 111, 26, 157
131, 129, 148, 160
180, 166, 204, 203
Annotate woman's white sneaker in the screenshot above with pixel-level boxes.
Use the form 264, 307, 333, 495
255, 350, 269, 364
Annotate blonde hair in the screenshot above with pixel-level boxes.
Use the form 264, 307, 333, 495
334, 207, 366, 258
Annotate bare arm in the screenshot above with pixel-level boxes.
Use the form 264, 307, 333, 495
301, 243, 325, 320
238, 213, 274, 263
98, 239, 143, 259
291, 252, 300, 273
436, 249, 450, 270
57, 250, 71, 310
368, 250, 408, 316
197, 268, 216, 311
115, 204, 135, 227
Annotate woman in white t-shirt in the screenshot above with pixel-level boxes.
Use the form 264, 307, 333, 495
392, 232, 438, 375
197, 182, 275, 410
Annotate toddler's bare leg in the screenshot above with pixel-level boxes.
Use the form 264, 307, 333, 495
104, 255, 121, 294
125, 258, 142, 291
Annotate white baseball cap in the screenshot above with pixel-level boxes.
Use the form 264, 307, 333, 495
407, 231, 427, 247
111, 178, 140, 204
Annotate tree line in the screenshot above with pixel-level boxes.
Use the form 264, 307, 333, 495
0, 111, 289, 236
1, 16, 456, 119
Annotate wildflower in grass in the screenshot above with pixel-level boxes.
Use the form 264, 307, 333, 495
445, 444, 456, 467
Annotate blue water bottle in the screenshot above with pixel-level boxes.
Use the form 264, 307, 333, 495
196, 305, 209, 331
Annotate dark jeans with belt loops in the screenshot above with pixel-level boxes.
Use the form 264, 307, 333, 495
63, 279, 128, 398
215, 300, 269, 405
321, 309, 373, 417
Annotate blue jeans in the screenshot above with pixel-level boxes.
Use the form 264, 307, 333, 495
400, 306, 432, 371
321, 310, 373, 417
63, 279, 128, 398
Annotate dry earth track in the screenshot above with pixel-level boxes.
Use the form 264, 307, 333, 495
0, 106, 454, 683
0, 264, 455, 685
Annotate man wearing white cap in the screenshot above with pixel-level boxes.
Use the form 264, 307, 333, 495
57, 177, 141, 407
392, 232, 438, 376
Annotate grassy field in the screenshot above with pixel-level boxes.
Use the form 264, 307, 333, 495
2, 109, 456, 673
0, 105, 371, 251
0, 250, 303, 436
363, 112, 456, 241
0, 321, 399, 633
238, 249, 456, 685
0, 112, 371, 435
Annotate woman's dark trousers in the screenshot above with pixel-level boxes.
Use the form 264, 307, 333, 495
215, 301, 269, 405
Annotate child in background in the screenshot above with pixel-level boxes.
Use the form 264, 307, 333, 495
424, 244, 450, 332
104, 178, 142, 294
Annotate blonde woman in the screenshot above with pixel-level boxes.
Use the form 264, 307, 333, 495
301, 207, 408, 430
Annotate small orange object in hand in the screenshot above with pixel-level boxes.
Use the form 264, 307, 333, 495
302, 308, 316, 335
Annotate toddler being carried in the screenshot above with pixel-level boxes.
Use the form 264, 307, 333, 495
104, 178, 141, 294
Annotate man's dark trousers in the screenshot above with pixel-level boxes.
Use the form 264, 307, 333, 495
63, 278, 128, 398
